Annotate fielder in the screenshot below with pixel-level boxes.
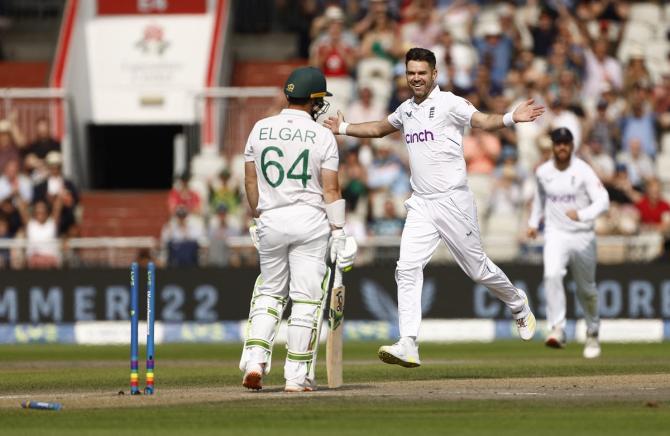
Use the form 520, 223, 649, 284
527, 127, 610, 358
240, 66, 357, 391
324, 48, 543, 367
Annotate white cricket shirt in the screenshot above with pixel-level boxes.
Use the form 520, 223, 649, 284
244, 109, 339, 213
387, 86, 477, 196
528, 157, 610, 234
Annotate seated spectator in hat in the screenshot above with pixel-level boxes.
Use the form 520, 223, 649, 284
207, 203, 241, 267
32, 151, 79, 236
161, 205, 205, 267
616, 138, 655, 191
634, 178, 670, 234
0, 120, 20, 175
0, 158, 32, 205
17, 196, 62, 269
168, 173, 202, 215
473, 19, 513, 89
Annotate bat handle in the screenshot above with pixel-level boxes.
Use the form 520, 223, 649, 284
333, 265, 343, 288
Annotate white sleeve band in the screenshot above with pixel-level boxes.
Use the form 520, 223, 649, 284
503, 112, 515, 127
325, 199, 346, 228
338, 122, 349, 136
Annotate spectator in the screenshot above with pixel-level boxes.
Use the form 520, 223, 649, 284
32, 151, 79, 236
598, 164, 640, 236
309, 5, 357, 113
370, 197, 403, 236
18, 197, 62, 269
579, 34, 623, 102
580, 137, 615, 185
359, 3, 402, 65
473, 19, 513, 89
584, 99, 619, 155
366, 138, 409, 197
616, 138, 655, 191
0, 158, 32, 204
653, 72, 670, 132
463, 128, 501, 175
0, 120, 20, 175
400, 1, 440, 49
621, 84, 658, 158
209, 168, 242, 218
20, 117, 61, 165
530, 8, 557, 58
622, 49, 651, 95
161, 205, 205, 267
341, 148, 368, 213
168, 173, 202, 215
207, 203, 241, 267
431, 26, 477, 91
485, 159, 523, 234
634, 178, 670, 234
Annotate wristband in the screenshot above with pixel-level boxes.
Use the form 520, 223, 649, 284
503, 112, 515, 127
338, 122, 349, 135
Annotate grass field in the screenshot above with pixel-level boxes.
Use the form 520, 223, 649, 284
0, 341, 669, 435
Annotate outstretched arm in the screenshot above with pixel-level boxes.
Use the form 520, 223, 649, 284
323, 110, 398, 138
471, 99, 545, 131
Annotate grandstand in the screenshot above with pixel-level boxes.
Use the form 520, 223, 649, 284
0, 0, 668, 269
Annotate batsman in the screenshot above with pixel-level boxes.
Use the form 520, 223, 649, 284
239, 66, 357, 392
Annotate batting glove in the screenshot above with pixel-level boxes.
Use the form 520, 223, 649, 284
329, 229, 346, 264
249, 219, 260, 251
337, 236, 358, 272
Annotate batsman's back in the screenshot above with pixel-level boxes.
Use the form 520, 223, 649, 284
244, 109, 339, 214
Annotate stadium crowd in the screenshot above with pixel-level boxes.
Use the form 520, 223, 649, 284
166, 0, 670, 266
3, 0, 670, 268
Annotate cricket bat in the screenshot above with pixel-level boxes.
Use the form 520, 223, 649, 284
326, 266, 345, 388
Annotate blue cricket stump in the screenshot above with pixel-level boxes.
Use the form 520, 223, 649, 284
144, 261, 156, 395
130, 262, 140, 395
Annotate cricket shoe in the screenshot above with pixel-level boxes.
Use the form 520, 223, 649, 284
583, 334, 601, 359
512, 290, 536, 341
545, 327, 566, 349
284, 380, 315, 393
242, 363, 264, 390
378, 337, 421, 368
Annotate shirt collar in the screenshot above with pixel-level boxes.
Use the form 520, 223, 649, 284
412, 85, 440, 106
281, 108, 312, 119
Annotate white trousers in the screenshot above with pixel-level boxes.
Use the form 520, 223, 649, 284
250, 204, 329, 384
397, 188, 527, 338
543, 231, 599, 335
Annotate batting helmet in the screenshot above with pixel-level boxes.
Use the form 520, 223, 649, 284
284, 67, 333, 99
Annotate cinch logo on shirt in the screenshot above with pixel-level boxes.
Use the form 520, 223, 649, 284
547, 194, 576, 203
405, 129, 435, 144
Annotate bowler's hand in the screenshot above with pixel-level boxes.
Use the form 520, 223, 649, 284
526, 227, 538, 240
566, 209, 579, 221
323, 110, 345, 135
513, 99, 545, 123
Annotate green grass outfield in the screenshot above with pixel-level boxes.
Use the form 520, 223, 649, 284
0, 341, 668, 435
